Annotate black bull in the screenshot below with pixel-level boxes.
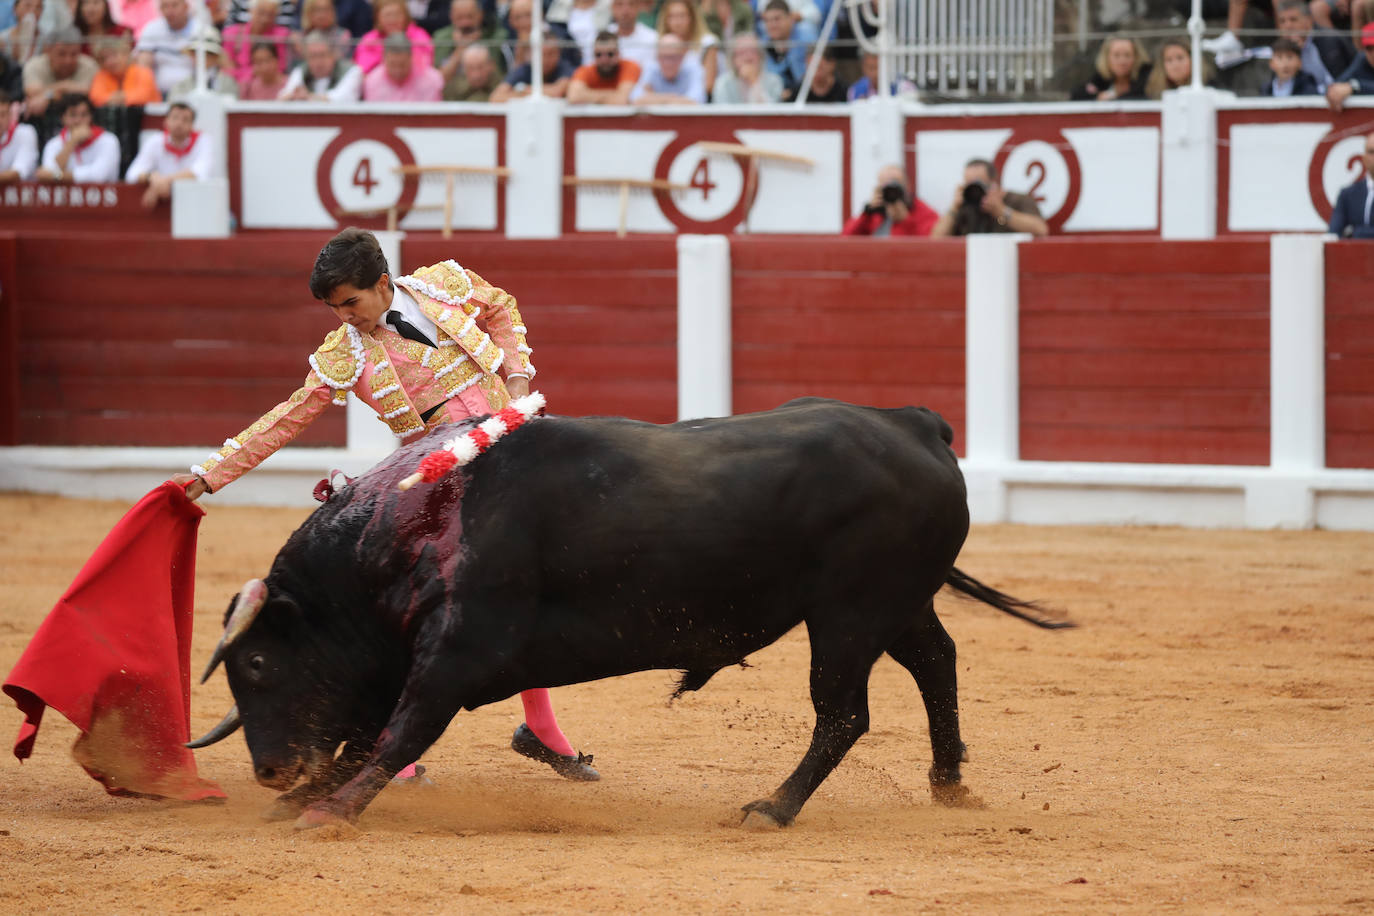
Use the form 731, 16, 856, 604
193, 398, 1069, 829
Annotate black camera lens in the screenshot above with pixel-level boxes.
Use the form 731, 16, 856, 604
962, 182, 987, 206
881, 182, 906, 204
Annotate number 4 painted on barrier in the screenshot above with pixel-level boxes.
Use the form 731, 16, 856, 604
353, 158, 378, 195
690, 158, 716, 198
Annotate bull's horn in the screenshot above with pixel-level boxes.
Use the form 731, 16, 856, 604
199, 578, 269, 684
185, 705, 242, 749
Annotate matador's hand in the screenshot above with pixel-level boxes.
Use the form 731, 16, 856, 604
170, 473, 209, 501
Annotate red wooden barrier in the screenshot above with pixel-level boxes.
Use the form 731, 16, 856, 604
729, 237, 968, 452
0, 234, 17, 445
0, 183, 171, 232
1019, 239, 1271, 465
404, 236, 679, 422
1325, 244, 1374, 470
16, 232, 347, 447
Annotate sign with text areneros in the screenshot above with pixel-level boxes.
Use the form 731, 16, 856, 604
0, 182, 170, 230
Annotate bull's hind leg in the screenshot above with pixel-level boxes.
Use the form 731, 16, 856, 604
739, 632, 884, 828
885, 604, 978, 807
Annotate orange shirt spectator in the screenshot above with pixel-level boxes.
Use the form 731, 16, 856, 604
567, 31, 640, 104
88, 34, 161, 106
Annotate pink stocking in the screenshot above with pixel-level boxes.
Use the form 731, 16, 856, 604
520, 688, 575, 756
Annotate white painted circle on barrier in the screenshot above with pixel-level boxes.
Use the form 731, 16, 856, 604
1000, 139, 1070, 222
666, 144, 746, 223
327, 139, 406, 213
1321, 135, 1368, 206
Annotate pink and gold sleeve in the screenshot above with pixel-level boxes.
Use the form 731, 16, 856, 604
469, 271, 536, 381
192, 373, 335, 492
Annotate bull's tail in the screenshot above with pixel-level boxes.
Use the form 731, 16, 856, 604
943, 567, 1075, 629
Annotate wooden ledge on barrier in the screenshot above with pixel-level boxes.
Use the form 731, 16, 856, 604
335, 164, 512, 238
694, 142, 815, 234
561, 175, 691, 238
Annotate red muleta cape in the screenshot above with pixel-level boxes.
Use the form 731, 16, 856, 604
3, 482, 225, 801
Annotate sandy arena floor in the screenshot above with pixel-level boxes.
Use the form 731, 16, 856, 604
0, 491, 1372, 914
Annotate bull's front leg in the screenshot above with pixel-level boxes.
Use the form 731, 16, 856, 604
262, 740, 375, 821
295, 618, 475, 830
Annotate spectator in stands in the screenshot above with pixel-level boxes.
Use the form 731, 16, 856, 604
293, 0, 351, 60
711, 32, 778, 102
1310, 0, 1358, 32
1263, 37, 1323, 93
802, 43, 846, 102
23, 26, 97, 117
240, 38, 285, 97
701, 0, 754, 45
1201, 1, 1276, 66
609, 0, 655, 69
355, 0, 433, 74
89, 33, 158, 104
280, 27, 362, 100
567, 29, 639, 102
1145, 37, 1214, 98
630, 31, 703, 102
0, 87, 40, 181
435, 0, 503, 97
447, 41, 498, 98
842, 164, 937, 236
35, 92, 119, 181
754, 0, 818, 47
223, 0, 290, 86
1327, 22, 1374, 108
124, 98, 209, 206
109, 0, 159, 38
75, 0, 131, 56
363, 30, 442, 99
500, 0, 533, 70
930, 158, 1049, 238
490, 27, 573, 99
758, 0, 802, 98
335, 0, 374, 39
1276, 0, 1353, 91
0, 0, 41, 66
658, 0, 717, 97
1327, 131, 1374, 238
167, 28, 240, 98
0, 51, 20, 99
846, 50, 915, 100
224, 0, 298, 30
134, 0, 196, 95
547, 0, 611, 67
1071, 34, 1150, 101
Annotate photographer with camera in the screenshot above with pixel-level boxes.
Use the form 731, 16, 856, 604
842, 164, 938, 237
930, 158, 1049, 238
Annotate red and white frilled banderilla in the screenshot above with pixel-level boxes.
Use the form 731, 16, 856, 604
399, 392, 547, 491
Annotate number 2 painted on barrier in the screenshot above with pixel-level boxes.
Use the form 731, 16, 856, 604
690, 159, 717, 198
353, 158, 379, 195
1025, 160, 1047, 206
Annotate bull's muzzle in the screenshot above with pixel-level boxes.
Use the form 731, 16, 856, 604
185, 705, 242, 749
199, 578, 269, 684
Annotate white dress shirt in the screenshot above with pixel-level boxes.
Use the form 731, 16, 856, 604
384, 286, 440, 346
0, 122, 39, 180
40, 129, 121, 183
124, 130, 214, 183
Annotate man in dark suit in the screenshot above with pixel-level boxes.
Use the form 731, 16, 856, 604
1328, 132, 1374, 239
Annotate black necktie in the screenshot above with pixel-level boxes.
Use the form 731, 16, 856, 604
386, 311, 434, 347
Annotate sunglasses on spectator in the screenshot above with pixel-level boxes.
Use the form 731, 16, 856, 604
594, 49, 619, 58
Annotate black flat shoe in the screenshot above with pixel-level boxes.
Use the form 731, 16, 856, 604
511, 723, 600, 782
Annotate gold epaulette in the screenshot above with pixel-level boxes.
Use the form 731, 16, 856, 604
308, 325, 367, 405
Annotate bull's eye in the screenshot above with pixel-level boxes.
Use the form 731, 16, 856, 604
249, 654, 265, 672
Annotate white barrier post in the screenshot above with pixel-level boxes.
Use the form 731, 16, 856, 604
1160, 88, 1219, 239
1245, 233, 1326, 527
170, 177, 230, 238
676, 234, 732, 421
346, 230, 405, 454
505, 100, 563, 238
963, 233, 1027, 522
848, 95, 905, 216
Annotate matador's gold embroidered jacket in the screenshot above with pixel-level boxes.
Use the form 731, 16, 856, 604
192, 261, 536, 493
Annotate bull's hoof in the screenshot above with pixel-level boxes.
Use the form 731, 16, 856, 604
739, 799, 792, 829
294, 804, 357, 832
511, 724, 601, 782
930, 782, 985, 809
263, 795, 308, 822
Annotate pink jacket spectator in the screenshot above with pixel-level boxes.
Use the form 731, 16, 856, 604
109, 0, 159, 36
222, 22, 291, 85
362, 60, 443, 101
354, 23, 433, 74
